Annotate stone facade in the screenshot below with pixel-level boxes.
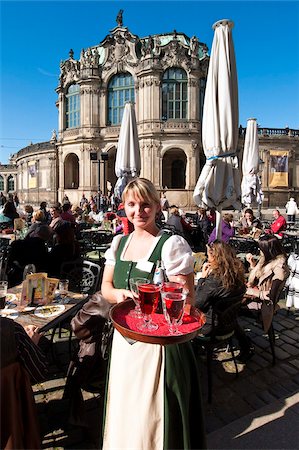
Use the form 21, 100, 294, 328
1, 15, 298, 209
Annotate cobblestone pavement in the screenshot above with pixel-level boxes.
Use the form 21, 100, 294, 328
34, 298, 299, 449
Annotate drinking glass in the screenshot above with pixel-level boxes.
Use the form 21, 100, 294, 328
161, 291, 187, 335
162, 281, 184, 293
22, 264, 36, 280
0, 281, 8, 309
136, 282, 161, 331
128, 277, 150, 318
58, 279, 69, 303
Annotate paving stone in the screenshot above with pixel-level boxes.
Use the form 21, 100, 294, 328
257, 389, 278, 404
273, 346, 291, 360
284, 329, 299, 340
290, 359, 299, 369
278, 334, 297, 345
281, 343, 299, 356
269, 383, 296, 399
279, 362, 299, 376
245, 393, 267, 410
279, 318, 297, 329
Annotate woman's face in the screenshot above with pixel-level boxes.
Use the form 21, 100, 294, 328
245, 212, 253, 221
124, 192, 159, 230
207, 246, 216, 264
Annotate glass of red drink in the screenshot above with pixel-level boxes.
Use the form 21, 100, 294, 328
161, 291, 187, 335
162, 281, 184, 293
136, 282, 161, 331
129, 277, 150, 318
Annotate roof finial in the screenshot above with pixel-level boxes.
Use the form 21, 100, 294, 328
116, 9, 124, 27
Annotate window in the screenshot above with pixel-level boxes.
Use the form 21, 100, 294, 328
199, 78, 206, 122
0, 175, 4, 191
66, 84, 80, 128
162, 149, 186, 189
108, 73, 135, 125
7, 175, 14, 192
162, 68, 188, 120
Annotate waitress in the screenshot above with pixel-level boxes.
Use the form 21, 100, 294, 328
101, 178, 206, 450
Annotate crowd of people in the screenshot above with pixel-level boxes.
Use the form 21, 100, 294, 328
0, 185, 297, 449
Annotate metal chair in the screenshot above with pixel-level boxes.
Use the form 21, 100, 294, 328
50, 259, 102, 363
60, 259, 102, 295
195, 298, 242, 403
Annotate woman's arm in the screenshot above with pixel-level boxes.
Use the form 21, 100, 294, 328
168, 272, 195, 305
101, 265, 133, 304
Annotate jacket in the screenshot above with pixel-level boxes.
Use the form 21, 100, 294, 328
208, 220, 235, 244
248, 254, 289, 331
195, 275, 246, 335
285, 199, 298, 216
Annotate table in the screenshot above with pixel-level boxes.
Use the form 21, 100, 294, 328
1, 284, 89, 332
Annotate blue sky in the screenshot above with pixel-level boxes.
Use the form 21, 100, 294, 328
1, 0, 298, 164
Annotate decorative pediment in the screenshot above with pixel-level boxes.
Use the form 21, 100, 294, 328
159, 39, 191, 72
101, 28, 140, 72
80, 47, 100, 69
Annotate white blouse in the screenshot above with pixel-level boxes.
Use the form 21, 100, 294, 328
105, 231, 194, 277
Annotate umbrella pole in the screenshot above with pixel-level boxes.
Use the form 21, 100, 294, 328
215, 209, 222, 241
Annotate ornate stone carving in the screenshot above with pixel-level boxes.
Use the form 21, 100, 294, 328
190, 36, 200, 57
102, 29, 139, 72
59, 49, 80, 87
116, 9, 123, 27
80, 47, 99, 69
160, 39, 191, 72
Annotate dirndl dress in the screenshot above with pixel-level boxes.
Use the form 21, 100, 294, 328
102, 232, 206, 450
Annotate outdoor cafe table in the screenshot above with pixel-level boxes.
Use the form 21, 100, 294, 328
1, 284, 88, 333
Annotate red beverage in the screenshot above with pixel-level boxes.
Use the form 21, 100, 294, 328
138, 284, 160, 315
162, 282, 183, 293
163, 293, 185, 321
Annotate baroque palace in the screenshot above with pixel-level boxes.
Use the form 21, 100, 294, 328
1, 13, 299, 209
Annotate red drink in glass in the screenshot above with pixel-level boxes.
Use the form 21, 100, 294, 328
162, 281, 184, 293
138, 283, 160, 315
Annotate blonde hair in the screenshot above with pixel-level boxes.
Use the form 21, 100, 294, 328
33, 210, 45, 222
208, 241, 245, 290
122, 178, 160, 206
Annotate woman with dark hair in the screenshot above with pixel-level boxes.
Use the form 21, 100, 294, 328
240, 208, 262, 230
0, 201, 19, 228
195, 240, 246, 336
242, 234, 290, 361
246, 234, 289, 303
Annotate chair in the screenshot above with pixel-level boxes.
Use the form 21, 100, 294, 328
229, 237, 260, 255
195, 298, 242, 403
50, 259, 102, 362
60, 259, 102, 295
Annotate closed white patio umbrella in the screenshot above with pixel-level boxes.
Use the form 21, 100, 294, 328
241, 118, 263, 208
114, 102, 141, 198
193, 19, 241, 239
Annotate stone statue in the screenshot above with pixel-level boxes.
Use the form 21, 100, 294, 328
50, 130, 57, 141
190, 36, 199, 57
116, 9, 123, 27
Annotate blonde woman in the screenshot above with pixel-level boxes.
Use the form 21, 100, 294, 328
101, 178, 206, 450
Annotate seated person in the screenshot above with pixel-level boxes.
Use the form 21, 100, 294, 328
48, 222, 81, 278
195, 241, 246, 337
195, 207, 212, 244
208, 213, 235, 244
88, 204, 104, 224
6, 225, 52, 287
24, 209, 45, 239
0, 318, 47, 449
49, 203, 64, 231
0, 201, 19, 229
269, 209, 287, 237
245, 235, 289, 332
240, 208, 263, 231
61, 202, 76, 224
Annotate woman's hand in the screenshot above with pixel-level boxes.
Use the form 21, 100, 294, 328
114, 289, 134, 304
24, 325, 43, 345
201, 262, 211, 278
246, 253, 256, 268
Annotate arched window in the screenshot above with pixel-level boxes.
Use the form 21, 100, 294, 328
7, 175, 14, 192
64, 153, 79, 189
66, 84, 80, 128
107, 73, 135, 125
162, 68, 188, 120
0, 175, 4, 191
162, 149, 186, 189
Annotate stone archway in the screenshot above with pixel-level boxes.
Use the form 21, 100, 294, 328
162, 149, 187, 189
64, 153, 79, 189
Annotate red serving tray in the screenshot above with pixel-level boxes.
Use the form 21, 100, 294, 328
110, 299, 206, 345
